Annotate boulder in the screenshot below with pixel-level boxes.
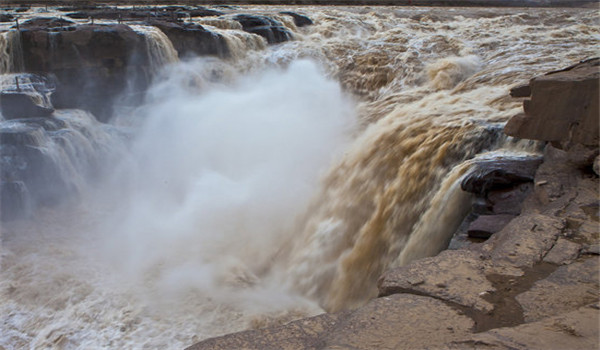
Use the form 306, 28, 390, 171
505, 57, 599, 147
461, 157, 543, 194
233, 14, 292, 44
279, 11, 313, 27
148, 20, 229, 58
0, 74, 55, 119
467, 214, 516, 239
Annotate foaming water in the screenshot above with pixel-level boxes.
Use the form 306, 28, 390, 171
1, 60, 353, 349
0, 5, 598, 349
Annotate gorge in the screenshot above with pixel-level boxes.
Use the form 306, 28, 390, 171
0, 4, 598, 349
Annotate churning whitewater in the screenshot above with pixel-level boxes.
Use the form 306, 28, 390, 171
0, 5, 598, 349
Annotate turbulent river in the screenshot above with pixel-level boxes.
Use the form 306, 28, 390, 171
0, 5, 598, 349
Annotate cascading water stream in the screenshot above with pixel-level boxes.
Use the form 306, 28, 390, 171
130, 24, 180, 72
0, 5, 598, 349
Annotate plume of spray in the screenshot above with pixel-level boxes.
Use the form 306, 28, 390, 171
92, 59, 356, 326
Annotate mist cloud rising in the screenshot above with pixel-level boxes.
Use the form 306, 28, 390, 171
94, 59, 356, 311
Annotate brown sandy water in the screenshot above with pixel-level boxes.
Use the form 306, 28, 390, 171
0, 5, 598, 349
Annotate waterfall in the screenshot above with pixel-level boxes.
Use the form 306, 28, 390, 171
130, 25, 179, 73
0, 5, 598, 349
0, 110, 126, 219
0, 31, 23, 74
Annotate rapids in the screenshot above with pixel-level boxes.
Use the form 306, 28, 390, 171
0, 5, 598, 349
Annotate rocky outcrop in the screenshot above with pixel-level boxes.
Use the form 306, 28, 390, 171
505, 57, 599, 147
279, 11, 313, 27
233, 14, 292, 44
461, 157, 542, 195
19, 22, 149, 121
0, 73, 55, 119
458, 157, 542, 239
148, 20, 229, 58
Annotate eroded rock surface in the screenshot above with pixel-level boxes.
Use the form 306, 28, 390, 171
505, 58, 599, 146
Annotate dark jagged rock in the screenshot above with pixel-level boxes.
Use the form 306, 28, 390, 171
148, 20, 229, 58
279, 11, 313, 27
0, 74, 55, 119
233, 14, 292, 44
461, 157, 543, 194
505, 57, 599, 147
19, 24, 149, 121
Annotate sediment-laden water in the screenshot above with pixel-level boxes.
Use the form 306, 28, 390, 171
0, 5, 598, 349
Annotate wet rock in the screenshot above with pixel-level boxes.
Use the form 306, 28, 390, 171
467, 214, 516, 239
19, 24, 149, 121
505, 57, 599, 147
0, 91, 54, 119
543, 238, 581, 265
516, 257, 598, 322
378, 250, 496, 313
509, 83, 531, 97
233, 14, 292, 44
18, 17, 76, 29
445, 303, 599, 350
148, 20, 229, 58
461, 157, 543, 194
279, 11, 313, 27
0, 74, 55, 120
